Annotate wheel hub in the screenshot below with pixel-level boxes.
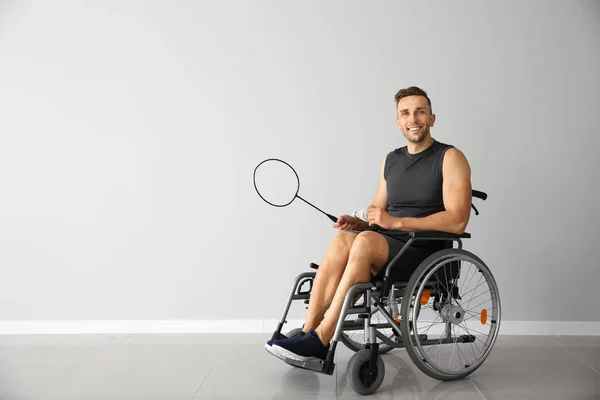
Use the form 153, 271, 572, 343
441, 304, 465, 325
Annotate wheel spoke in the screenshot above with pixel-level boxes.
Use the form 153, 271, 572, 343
400, 249, 501, 380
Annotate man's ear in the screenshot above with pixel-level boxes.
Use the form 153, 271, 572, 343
430, 113, 436, 127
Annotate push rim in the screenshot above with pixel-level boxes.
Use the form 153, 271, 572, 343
406, 250, 501, 379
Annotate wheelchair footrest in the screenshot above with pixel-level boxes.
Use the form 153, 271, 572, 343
284, 358, 335, 375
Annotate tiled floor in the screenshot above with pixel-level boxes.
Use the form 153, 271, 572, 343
0, 333, 598, 399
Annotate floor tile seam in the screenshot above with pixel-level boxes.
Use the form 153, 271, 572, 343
192, 364, 215, 399
468, 377, 488, 400
548, 335, 600, 376
46, 349, 114, 400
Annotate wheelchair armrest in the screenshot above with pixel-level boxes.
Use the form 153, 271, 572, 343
408, 231, 471, 239
381, 230, 470, 292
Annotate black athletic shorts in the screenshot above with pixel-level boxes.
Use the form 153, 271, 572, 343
349, 228, 448, 282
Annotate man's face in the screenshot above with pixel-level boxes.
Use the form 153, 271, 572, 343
396, 95, 435, 143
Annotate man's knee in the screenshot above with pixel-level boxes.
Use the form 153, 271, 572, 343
348, 231, 389, 266
330, 231, 358, 255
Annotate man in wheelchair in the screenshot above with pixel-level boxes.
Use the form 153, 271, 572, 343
265, 86, 473, 363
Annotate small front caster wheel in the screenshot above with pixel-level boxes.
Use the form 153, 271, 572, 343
346, 349, 385, 395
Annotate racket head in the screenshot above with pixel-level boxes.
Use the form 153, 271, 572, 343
253, 158, 300, 207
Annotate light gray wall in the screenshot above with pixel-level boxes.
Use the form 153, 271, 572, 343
0, 0, 598, 324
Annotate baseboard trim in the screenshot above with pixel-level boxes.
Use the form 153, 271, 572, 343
0, 320, 599, 335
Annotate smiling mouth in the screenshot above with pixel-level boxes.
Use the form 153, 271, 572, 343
407, 126, 422, 132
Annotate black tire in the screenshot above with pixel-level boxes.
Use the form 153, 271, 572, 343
399, 248, 501, 381
346, 349, 385, 395
285, 327, 304, 338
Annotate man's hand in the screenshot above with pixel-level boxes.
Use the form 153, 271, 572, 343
333, 215, 367, 231
366, 206, 396, 230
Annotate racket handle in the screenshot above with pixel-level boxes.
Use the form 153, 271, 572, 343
326, 213, 338, 222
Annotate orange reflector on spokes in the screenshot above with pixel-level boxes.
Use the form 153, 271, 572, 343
481, 309, 488, 324
420, 290, 431, 305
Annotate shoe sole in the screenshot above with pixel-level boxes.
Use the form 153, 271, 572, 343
264, 343, 288, 361
270, 344, 324, 362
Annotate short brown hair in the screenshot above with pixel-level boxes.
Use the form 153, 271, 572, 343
394, 86, 432, 113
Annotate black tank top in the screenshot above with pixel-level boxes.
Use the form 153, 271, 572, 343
384, 140, 455, 219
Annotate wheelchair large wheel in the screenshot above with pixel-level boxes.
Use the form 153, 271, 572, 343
399, 248, 501, 381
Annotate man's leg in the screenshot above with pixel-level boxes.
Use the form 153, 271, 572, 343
314, 231, 389, 345
271, 231, 389, 361
302, 231, 358, 332
265, 230, 357, 355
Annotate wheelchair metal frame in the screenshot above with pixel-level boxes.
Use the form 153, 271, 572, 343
271, 232, 473, 374
269, 190, 492, 379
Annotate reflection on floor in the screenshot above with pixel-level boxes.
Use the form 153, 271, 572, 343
0, 333, 598, 399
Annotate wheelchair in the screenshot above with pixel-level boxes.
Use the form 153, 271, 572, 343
268, 190, 501, 395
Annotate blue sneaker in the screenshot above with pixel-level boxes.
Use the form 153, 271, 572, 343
265, 330, 305, 359
271, 329, 329, 361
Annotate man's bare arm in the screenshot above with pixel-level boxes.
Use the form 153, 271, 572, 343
390, 148, 472, 234
371, 154, 389, 210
